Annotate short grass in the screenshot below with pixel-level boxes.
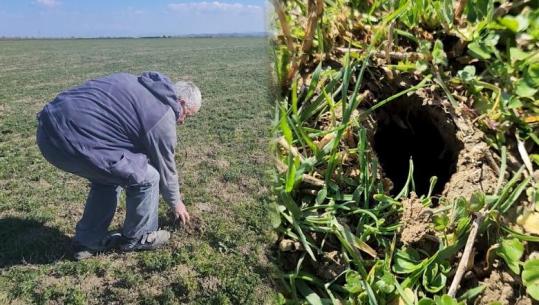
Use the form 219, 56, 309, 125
0, 37, 277, 304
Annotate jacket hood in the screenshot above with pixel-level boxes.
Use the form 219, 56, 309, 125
138, 71, 181, 119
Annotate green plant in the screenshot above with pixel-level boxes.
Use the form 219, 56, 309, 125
271, 0, 538, 303
523, 258, 539, 300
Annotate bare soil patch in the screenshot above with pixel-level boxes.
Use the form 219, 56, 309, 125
399, 192, 433, 245
315, 251, 347, 281
476, 270, 517, 305
442, 113, 498, 202
179, 214, 206, 236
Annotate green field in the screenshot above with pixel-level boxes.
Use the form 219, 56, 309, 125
0, 38, 276, 304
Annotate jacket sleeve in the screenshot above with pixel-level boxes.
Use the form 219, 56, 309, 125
143, 108, 181, 209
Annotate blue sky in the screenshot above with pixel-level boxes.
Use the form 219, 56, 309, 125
0, 0, 269, 37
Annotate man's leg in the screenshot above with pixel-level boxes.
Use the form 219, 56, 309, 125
37, 125, 122, 260
74, 182, 121, 250
120, 164, 170, 251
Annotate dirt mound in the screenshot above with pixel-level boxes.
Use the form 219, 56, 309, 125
476, 270, 517, 305
399, 192, 432, 245
442, 115, 498, 202
181, 215, 205, 235
516, 296, 533, 305
315, 251, 347, 280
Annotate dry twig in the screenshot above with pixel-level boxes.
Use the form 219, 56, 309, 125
272, 0, 325, 88
277, 136, 304, 161
494, 0, 530, 17
301, 0, 324, 54
454, 0, 468, 25
271, 0, 295, 54
448, 212, 484, 297
274, 146, 325, 188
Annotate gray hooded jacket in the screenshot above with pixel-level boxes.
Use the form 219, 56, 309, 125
39, 71, 181, 208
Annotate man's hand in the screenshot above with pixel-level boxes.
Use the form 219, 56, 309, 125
174, 200, 191, 225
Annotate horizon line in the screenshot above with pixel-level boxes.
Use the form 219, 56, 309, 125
0, 32, 271, 40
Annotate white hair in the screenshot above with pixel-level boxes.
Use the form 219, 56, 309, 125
175, 81, 202, 112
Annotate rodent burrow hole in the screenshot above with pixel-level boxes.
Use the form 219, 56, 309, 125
372, 98, 462, 197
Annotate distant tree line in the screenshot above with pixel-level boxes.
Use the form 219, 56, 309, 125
0, 32, 269, 40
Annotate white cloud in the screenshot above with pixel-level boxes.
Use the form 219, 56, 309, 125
168, 1, 262, 13
126, 7, 145, 15
35, 0, 60, 8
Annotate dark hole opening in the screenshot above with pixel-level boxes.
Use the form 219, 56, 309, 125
373, 99, 462, 196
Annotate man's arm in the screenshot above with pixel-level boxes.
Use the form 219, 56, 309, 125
143, 108, 181, 210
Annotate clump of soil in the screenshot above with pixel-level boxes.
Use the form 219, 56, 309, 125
315, 251, 347, 280
180, 215, 205, 235
162, 213, 205, 236
400, 192, 432, 245
476, 270, 517, 305
442, 114, 498, 202
278, 239, 303, 252
516, 296, 533, 305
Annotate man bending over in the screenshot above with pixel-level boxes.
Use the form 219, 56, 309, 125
36, 71, 201, 260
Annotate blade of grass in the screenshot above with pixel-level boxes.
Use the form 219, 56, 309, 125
358, 127, 369, 208
295, 221, 318, 261
296, 280, 325, 305
495, 145, 507, 194
362, 75, 432, 116
396, 158, 415, 200
299, 70, 344, 122
361, 280, 379, 305
427, 176, 438, 198
326, 56, 371, 182
285, 154, 298, 193
280, 104, 294, 144
489, 166, 525, 211
499, 175, 531, 213
305, 64, 324, 102
502, 225, 539, 242
291, 78, 298, 115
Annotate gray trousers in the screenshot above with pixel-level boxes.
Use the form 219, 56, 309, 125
36, 126, 160, 249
